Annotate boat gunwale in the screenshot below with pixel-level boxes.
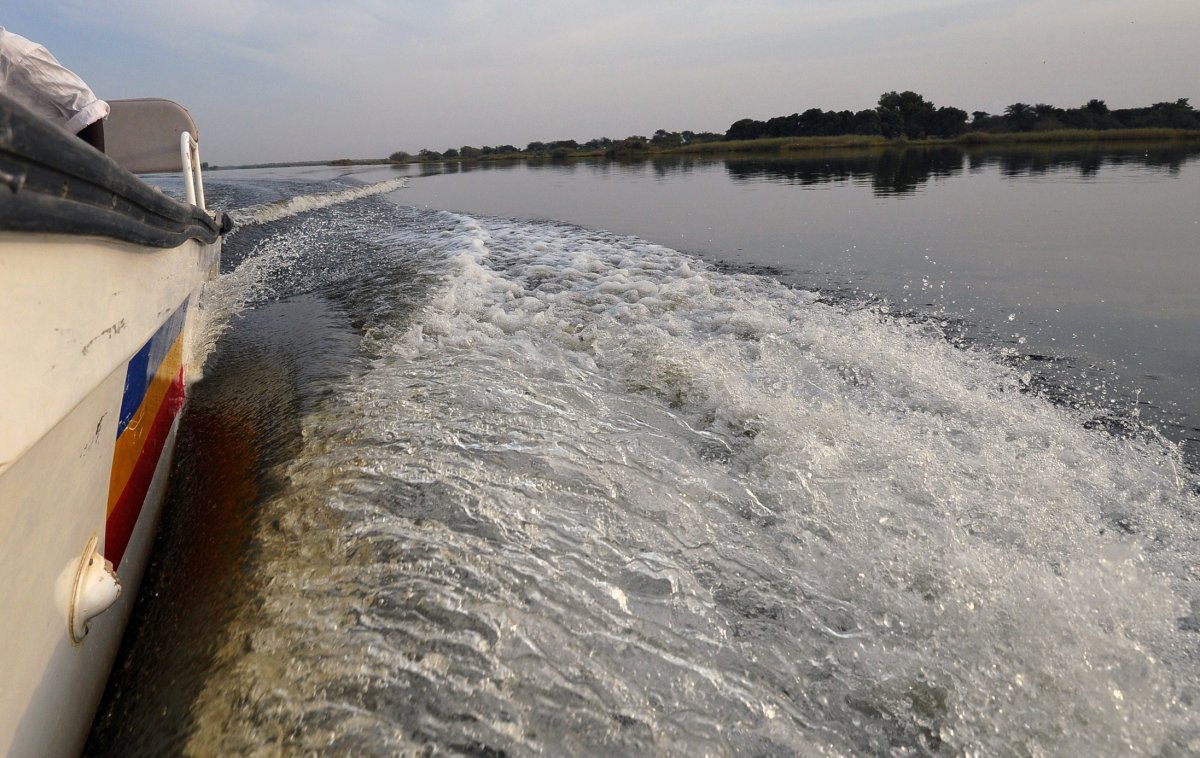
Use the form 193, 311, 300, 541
0, 94, 227, 248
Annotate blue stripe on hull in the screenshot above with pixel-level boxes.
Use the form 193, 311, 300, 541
116, 300, 188, 437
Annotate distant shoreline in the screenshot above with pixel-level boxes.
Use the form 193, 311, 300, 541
209, 128, 1200, 171
675, 127, 1200, 154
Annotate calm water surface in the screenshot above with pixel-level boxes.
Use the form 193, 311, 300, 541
89, 146, 1200, 756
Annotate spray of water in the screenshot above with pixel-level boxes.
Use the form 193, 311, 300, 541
187, 178, 411, 380
225, 178, 408, 230
179, 204, 1200, 756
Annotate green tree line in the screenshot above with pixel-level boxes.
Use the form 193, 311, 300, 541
394, 91, 1198, 162
726, 92, 1199, 140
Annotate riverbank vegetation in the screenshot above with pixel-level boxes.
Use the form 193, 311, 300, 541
391, 91, 1200, 165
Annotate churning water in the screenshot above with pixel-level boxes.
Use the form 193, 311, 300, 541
90, 172, 1200, 756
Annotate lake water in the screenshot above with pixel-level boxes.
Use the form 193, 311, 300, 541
88, 146, 1200, 756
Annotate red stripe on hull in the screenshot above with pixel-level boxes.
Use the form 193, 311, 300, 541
106, 366, 186, 567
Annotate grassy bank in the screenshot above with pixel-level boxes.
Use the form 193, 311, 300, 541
677, 135, 890, 154
947, 127, 1200, 146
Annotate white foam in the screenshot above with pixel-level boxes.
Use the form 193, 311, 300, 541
226, 177, 408, 230
358, 212, 1199, 754
187, 207, 1200, 755
188, 178, 410, 377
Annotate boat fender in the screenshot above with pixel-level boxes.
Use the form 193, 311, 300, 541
55, 535, 122, 644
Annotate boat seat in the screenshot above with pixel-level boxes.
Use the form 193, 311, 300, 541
104, 98, 199, 174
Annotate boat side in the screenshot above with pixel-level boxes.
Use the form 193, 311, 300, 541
0, 233, 218, 475
0, 94, 227, 757
0, 233, 219, 757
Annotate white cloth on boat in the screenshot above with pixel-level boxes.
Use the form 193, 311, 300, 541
0, 26, 109, 133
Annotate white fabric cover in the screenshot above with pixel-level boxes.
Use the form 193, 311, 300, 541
0, 26, 109, 133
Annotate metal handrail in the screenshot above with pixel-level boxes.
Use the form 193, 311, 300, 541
179, 131, 206, 210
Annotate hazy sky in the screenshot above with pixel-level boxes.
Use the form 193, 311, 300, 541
7, 1, 1198, 165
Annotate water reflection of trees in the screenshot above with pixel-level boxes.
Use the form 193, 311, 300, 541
718, 143, 1200, 194
725, 147, 961, 196
968, 145, 1198, 178
416, 158, 525, 177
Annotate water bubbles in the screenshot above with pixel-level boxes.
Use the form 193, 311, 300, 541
227, 178, 408, 229
179, 200, 1200, 757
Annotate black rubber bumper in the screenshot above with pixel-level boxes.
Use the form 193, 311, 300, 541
0, 95, 227, 248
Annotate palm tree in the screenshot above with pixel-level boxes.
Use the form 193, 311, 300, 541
1004, 102, 1037, 131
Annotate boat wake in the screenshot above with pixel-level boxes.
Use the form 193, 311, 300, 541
225, 177, 408, 230
100, 189, 1200, 757
186, 177, 411, 379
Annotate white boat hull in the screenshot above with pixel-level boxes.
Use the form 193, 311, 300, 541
0, 232, 219, 757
